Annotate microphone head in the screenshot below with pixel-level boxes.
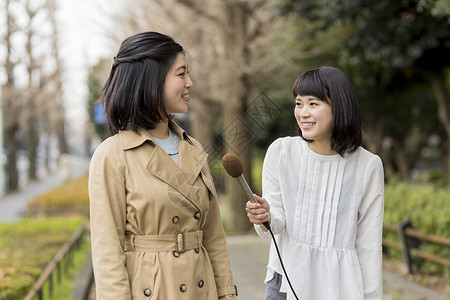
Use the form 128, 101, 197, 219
222, 153, 243, 178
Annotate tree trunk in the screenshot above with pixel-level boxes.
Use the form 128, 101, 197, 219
362, 118, 395, 175
221, 2, 254, 233
57, 119, 68, 155
442, 135, 450, 185
25, 122, 38, 180
3, 124, 19, 192
2, 0, 20, 192
393, 138, 410, 181
190, 98, 215, 148
430, 70, 450, 185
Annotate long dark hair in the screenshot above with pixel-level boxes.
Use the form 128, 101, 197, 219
293, 66, 362, 156
101, 32, 184, 134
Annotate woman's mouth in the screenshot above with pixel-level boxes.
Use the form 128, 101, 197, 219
182, 94, 189, 102
302, 122, 315, 129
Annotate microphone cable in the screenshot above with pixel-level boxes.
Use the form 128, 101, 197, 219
263, 223, 300, 300
220, 153, 299, 299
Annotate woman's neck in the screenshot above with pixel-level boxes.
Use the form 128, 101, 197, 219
149, 122, 170, 139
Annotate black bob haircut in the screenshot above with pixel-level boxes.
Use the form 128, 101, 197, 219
100, 31, 184, 135
293, 66, 362, 156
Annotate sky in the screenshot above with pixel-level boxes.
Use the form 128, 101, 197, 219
56, 0, 116, 135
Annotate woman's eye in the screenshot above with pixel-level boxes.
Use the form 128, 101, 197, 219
178, 73, 185, 77
295, 102, 301, 107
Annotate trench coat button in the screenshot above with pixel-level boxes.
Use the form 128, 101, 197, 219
194, 211, 201, 219
172, 251, 180, 258
172, 216, 180, 224
143, 288, 152, 297
198, 280, 204, 288
194, 248, 199, 253
180, 284, 187, 292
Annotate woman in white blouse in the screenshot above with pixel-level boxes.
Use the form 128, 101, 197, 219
246, 66, 384, 300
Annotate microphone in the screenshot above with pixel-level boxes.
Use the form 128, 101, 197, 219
222, 153, 300, 299
222, 153, 271, 230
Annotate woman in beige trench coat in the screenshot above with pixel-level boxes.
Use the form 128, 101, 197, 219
89, 32, 237, 299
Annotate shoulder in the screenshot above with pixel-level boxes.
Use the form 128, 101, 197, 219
266, 136, 304, 158
349, 147, 384, 185
264, 136, 303, 166
267, 136, 302, 152
90, 134, 123, 165
352, 147, 383, 169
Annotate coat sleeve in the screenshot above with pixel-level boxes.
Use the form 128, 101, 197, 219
201, 167, 237, 299
89, 139, 131, 299
356, 155, 384, 300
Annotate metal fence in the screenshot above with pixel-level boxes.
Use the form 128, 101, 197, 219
23, 219, 89, 300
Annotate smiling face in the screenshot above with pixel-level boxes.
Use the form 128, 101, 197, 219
294, 94, 335, 154
163, 53, 193, 114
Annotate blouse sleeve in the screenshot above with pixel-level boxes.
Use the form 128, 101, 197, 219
356, 155, 384, 300
255, 139, 286, 238
89, 140, 131, 299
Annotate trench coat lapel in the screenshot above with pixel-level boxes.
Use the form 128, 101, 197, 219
144, 122, 208, 206
119, 122, 209, 206
145, 140, 205, 203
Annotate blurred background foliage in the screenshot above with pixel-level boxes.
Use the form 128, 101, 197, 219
82, 0, 450, 234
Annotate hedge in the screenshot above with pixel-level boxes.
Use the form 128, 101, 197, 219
384, 181, 450, 278
0, 217, 84, 299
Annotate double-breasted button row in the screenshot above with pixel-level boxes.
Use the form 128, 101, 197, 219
143, 288, 152, 297
194, 211, 201, 219
178, 281, 204, 293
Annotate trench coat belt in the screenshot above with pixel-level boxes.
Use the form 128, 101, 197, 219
125, 230, 203, 254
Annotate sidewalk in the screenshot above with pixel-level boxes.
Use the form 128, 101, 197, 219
227, 234, 450, 300
0, 155, 90, 222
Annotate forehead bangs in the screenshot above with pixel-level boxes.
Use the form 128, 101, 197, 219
293, 70, 330, 104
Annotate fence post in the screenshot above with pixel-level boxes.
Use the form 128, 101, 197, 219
49, 272, 53, 297
399, 220, 421, 274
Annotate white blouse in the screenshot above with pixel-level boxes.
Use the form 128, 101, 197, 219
255, 137, 384, 300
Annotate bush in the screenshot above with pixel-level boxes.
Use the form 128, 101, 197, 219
0, 217, 84, 300
26, 176, 89, 217
384, 181, 450, 278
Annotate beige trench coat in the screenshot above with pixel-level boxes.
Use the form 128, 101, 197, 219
89, 121, 237, 299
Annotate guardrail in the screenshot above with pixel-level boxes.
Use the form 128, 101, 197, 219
382, 220, 450, 274
24, 219, 89, 300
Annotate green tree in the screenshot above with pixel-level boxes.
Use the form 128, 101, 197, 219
281, 0, 450, 183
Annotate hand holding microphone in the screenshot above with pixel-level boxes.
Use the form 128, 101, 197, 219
222, 153, 299, 299
222, 153, 271, 230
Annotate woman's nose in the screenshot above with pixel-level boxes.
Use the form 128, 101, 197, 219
185, 74, 193, 88
300, 106, 310, 117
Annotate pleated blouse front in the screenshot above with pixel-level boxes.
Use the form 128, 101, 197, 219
255, 137, 384, 300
